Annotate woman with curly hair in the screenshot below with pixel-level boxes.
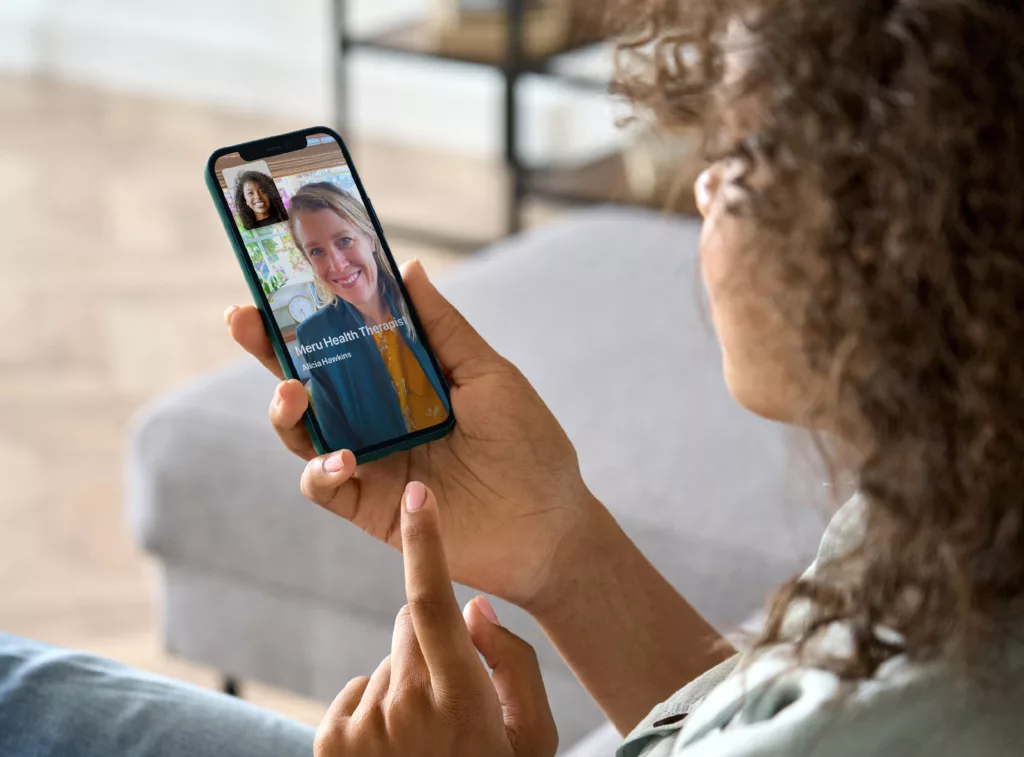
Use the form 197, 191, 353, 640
231, 1, 1024, 753
233, 169, 288, 230
3, 1, 1023, 755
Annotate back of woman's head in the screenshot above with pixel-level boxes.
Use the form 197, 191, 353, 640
611, 0, 1024, 677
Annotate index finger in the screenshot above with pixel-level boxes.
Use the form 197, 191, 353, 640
225, 305, 285, 380
400, 482, 478, 682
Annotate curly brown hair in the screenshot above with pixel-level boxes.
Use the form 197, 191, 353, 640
610, 0, 1024, 679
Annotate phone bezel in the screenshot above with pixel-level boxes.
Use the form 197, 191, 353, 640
205, 125, 456, 463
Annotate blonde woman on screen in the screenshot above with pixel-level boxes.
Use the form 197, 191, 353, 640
288, 182, 449, 451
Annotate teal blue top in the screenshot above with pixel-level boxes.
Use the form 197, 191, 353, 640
618, 499, 1024, 757
296, 290, 449, 452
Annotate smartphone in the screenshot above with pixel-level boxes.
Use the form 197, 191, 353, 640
206, 126, 454, 463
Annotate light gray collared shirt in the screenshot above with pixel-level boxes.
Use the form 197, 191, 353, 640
617, 499, 1024, 757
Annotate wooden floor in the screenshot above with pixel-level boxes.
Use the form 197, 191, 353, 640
0, 73, 515, 726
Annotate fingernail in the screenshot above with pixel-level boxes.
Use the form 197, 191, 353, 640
324, 452, 345, 473
223, 305, 239, 325
476, 596, 500, 625
404, 481, 427, 512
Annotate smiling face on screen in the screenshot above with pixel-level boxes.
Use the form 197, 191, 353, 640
293, 208, 380, 309
243, 180, 271, 221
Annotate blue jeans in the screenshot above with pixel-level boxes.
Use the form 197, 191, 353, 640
0, 633, 315, 757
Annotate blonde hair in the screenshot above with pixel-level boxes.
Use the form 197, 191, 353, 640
287, 182, 413, 337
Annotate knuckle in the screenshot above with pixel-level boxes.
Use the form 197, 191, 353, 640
316, 455, 332, 478
384, 680, 431, 720
352, 701, 387, 738
313, 723, 346, 757
430, 308, 464, 350
521, 640, 540, 665
402, 519, 441, 551
347, 674, 370, 690
405, 596, 450, 623
430, 304, 458, 333
393, 605, 416, 634
301, 463, 330, 506
502, 628, 539, 662
309, 456, 329, 479
434, 685, 479, 724
401, 516, 429, 540
299, 472, 316, 502
392, 606, 416, 640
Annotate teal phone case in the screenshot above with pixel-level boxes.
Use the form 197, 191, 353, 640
205, 126, 455, 464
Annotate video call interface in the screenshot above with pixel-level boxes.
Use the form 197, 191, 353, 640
215, 135, 450, 453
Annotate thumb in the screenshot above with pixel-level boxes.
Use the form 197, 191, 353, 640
400, 259, 500, 380
464, 596, 558, 757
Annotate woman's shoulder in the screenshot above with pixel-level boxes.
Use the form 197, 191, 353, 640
622, 637, 1024, 757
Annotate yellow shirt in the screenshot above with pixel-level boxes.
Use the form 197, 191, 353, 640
372, 328, 447, 433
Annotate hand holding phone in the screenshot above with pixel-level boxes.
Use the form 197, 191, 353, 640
226, 259, 597, 610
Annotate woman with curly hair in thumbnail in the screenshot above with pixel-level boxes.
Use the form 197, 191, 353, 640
233, 169, 288, 230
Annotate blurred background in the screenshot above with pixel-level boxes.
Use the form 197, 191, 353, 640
0, 0, 703, 728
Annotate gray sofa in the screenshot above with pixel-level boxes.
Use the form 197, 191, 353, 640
126, 208, 825, 755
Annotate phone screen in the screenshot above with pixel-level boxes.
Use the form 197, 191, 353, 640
212, 131, 452, 456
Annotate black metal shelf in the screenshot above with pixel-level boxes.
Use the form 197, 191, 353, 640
343, 19, 605, 74
344, 27, 611, 93
333, 2, 653, 249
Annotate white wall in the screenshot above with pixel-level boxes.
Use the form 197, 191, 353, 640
0, 0, 622, 162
